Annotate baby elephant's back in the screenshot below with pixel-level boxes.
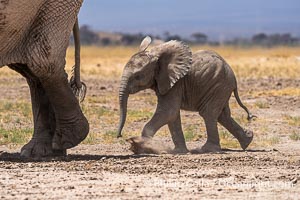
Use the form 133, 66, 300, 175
181, 50, 236, 112
189, 50, 236, 87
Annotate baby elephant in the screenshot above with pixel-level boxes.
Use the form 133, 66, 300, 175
117, 36, 255, 154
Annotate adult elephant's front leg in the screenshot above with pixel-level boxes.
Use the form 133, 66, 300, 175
40, 70, 89, 150
8, 64, 64, 158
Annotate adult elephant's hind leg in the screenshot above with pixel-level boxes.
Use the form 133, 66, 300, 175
218, 104, 253, 150
40, 68, 89, 150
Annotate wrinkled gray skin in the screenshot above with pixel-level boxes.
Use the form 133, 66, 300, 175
0, 0, 88, 158
118, 37, 254, 154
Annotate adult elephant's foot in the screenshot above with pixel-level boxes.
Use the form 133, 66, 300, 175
21, 137, 66, 158
238, 130, 253, 150
52, 116, 89, 150
40, 73, 89, 151
191, 142, 222, 154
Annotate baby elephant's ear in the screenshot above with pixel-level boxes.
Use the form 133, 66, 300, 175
154, 41, 192, 95
139, 36, 152, 52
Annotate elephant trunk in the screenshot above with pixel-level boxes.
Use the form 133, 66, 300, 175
117, 74, 130, 137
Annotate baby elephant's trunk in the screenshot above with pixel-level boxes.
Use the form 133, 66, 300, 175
117, 76, 130, 137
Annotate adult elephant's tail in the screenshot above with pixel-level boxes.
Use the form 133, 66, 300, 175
233, 88, 256, 121
70, 18, 87, 102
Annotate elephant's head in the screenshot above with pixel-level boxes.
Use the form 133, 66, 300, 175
117, 36, 192, 137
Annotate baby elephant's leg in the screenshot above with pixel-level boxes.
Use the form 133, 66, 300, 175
191, 116, 222, 153
218, 104, 253, 150
202, 118, 222, 152
141, 93, 181, 138
129, 95, 181, 154
141, 111, 173, 138
168, 114, 189, 154
128, 108, 177, 154
127, 112, 171, 154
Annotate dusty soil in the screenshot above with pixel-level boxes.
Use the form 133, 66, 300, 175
0, 76, 300, 199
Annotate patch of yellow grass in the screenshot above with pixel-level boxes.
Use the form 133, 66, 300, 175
1, 45, 299, 80
69, 45, 300, 79
284, 115, 300, 127
0, 66, 19, 77
66, 46, 137, 80
0, 100, 33, 145
191, 45, 300, 79
251, 87, 300, 97
251, 135, 281, 147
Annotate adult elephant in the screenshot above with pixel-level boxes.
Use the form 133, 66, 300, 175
0, 0, 88, 158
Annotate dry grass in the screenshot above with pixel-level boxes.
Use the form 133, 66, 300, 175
251, 88, 300, 97
284, 115, 300, 127
192, 46, 300, 79
65, 46, 136, 80
1, 45, 299, 80
289, 132, 300, 141
0, 100, 33, 145
64, 45, 300, 80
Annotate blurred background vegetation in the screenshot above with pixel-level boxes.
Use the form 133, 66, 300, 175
71, 25, 300, 47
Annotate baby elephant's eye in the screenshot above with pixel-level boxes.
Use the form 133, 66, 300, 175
135, 74, 144, 81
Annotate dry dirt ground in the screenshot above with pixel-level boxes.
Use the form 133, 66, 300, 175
0, 75, 299, 199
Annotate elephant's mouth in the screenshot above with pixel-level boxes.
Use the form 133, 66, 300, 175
129, 88, 138, 94
129, 85, 149, 94
127, 86, 140, 94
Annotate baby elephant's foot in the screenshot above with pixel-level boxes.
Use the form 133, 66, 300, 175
239, 130, 254, 150
191, 142, 222, 154
127, 136, 163, 154
171, 147, 189, 154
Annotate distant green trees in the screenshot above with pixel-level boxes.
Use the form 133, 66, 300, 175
79, 25, 100, 45
71, 24, 300, 47
252, 33, 299, 46
120, 33, 145, 45
191, 32, 208, 44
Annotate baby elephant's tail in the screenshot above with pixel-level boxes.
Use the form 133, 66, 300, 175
233, 88, 257, 121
